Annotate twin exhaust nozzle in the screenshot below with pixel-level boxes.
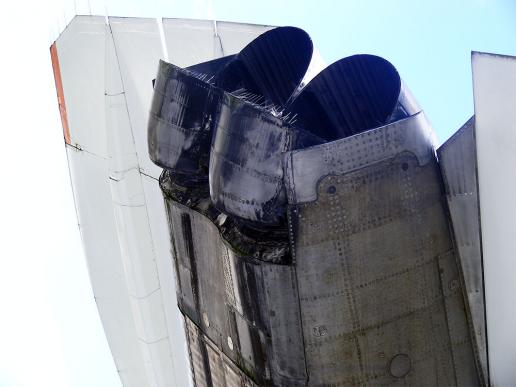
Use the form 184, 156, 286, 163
148, 26, 420, 226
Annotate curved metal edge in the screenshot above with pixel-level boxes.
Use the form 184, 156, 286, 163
208, 92, 290, 225
214, 26, 316, 106
437, 116, 488, 385
148, 60, 221, 176
284, 111, 437, 205
285, 46, 326, 105
160, 170, 291, 264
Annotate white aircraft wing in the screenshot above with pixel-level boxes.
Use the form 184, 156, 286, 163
50, 16, 272, 387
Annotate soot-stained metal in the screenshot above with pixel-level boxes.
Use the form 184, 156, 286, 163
148, 26, 486, 386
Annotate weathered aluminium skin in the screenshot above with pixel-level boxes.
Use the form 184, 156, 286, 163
150, 27, 321, 386
161, 171, 305, 386
148, 27, 483, 386
284, 112, 480, 385
438, 117, 488, 383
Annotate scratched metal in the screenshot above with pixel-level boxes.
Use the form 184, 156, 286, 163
285, 114, 480, 385
284, 112, 437, 205
184, 317, 259, 387
209, 94, 291, 225
148, 60, 222, 177
437, 116, 487, 383
167, 200, 269, 384
149, 26, 319, 182
161, 172, 307, 385
437, 250, 480, 386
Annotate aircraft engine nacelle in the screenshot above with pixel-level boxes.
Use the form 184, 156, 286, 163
148, 26, 484, 386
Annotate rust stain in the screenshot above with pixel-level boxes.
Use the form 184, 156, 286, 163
50, 43, 71, 145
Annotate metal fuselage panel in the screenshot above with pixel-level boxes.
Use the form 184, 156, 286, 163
285, 114, 479, 385
161, 114, 481, 386
148, 27, 483, 384
437, 117, 488, 382
162, 191, 307, 386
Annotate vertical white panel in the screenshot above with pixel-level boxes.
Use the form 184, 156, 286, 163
163, 19, 218, 67
57, 16, 107, 156
216, 21, 272, 55
57, 16, 192, 387
58, 16, 150, 387
472, 51, 516, 385
66, 146, 148, 387
105, 23, 189, 387
163, 19, 272, 67
57, 15, 276, 387
109, 17, 165, 179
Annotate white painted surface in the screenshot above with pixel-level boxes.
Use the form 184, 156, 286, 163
66, 146, 148, 386
472, 51, 516, 386
109, 17, 166, 180
163, 19, 222, 67
215, 21, 273, 55
161, 19, 273, 68
105, 24, 187, 386
56, 15, 271, 387
57, 16, 107, 156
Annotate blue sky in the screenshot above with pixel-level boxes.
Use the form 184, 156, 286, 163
0, 1, 514, 386
76, 0, 516, 142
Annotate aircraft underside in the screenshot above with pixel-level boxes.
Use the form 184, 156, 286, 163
51, 16, 516, 386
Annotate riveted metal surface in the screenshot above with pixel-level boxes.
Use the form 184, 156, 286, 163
184, 317, 259, 387
162, 177, 307, 385
166, 200, 269, 384
261, 264, 307, 384
284, 112, 437, 204
185, 317, 212, 387
437, 250, 480, 386
285, 117, 480, 385
389, 354, 411, 378
437, 117, 487, 382
147, 26, 484, 384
